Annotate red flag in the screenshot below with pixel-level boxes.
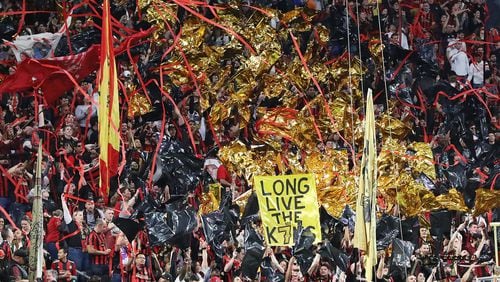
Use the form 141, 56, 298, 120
0, 45, 100, 105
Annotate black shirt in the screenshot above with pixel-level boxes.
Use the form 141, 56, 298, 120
64, 221, 83, 248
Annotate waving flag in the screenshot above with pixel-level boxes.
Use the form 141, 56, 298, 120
0, 45, 100, 104
6, 32, 62, 62
98, 0, 120, 202
354, 89, 378, 282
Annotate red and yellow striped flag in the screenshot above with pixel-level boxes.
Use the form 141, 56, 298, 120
98, 0, 120, 202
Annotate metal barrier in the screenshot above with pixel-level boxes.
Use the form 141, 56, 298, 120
474, 276, 500, 282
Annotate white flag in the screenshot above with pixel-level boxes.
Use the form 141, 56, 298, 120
7, 32, 63, 62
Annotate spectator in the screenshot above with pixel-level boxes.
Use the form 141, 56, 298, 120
110, 231, 131, 282
130, 253, 154, 282
11, 248, 29, 281
86, 218, 111, 281
467, 46, 488, 88
60, 193, 89, 279
0, 228, 13, 261
45, 209, 63, 263
50, 247, 77, 282
447, 40, 470, 79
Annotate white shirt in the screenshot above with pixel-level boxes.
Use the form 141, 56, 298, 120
400, 32, 409, 50
467, 60, 488, 85
449, 51, 469, 76
75, 104, 97, 127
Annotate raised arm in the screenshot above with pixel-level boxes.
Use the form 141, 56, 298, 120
460, 263, 477, 282
285, 256, 296, 282
308, 253, 321, 276
201, 240, 209, 272
426, 267, 437, 282
61, 194, 72, 224
376, 253, 385, 279
269, 248, 285, 274
473, 230, 486, 258
442, 12, 450, 33
453, 15, 460, 32
223, 249, 238, 272
445, 221, 466, 253
440, 0, 450, 8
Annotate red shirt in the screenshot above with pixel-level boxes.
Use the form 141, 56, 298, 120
216, 165, 232, 184
134, 230, 150, 256
51, 259, 77, 282
222, 255, 241, 282
114, 200, 123, 217
131, 265, 153, 282
104, 227, 116, 252
0, 241, 12, 260
45, 217, 62, 243
87, 230, 109, 265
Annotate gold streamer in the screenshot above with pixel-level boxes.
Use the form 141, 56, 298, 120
135, 1, 473, 219
435, 188, 469, 212
473, 189, 500, 216
198, 191, 219, 215
128, 93, 152, 117
407, 142, 436, 179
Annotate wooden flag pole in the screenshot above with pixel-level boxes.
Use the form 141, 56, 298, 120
28, 140, 44, 281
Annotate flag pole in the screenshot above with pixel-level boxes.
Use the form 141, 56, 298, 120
29, 140, 44, 281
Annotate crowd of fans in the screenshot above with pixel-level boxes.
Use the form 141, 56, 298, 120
0, 0, 498, 281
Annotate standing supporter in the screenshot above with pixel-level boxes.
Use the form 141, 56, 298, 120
130, 253, 155, 282
7, 162, 31, 224
447, 40, 470, 79
134, 222, 151, 258
222, 245, 242, 282
82, 196, 101, 230
418, 2, 434, 32
45, 210, 63, 269
467, 46, 488, 88
86, 218, 111, 281
60, 193, 89, 279
74, 96, 97, 134
110, 231, 131, 282
102, 207, 117, 248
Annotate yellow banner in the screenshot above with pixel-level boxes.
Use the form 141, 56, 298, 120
254, 174, 321, 246
354, 89, 378, 282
